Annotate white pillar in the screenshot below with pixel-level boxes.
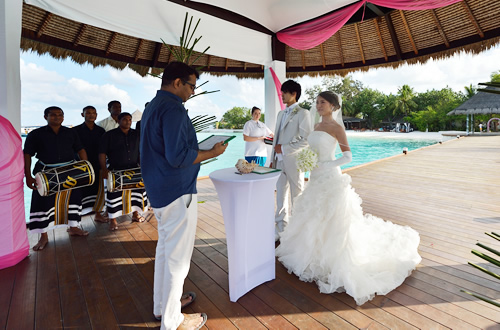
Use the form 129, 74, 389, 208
264, 61, 286, 133
0, 0, 22, 133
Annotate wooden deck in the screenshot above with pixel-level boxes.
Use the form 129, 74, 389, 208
2, 135, 500, 329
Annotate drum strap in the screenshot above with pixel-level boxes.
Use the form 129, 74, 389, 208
39, 160, 74, 168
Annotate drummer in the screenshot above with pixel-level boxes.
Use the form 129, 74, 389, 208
99, 112, 147, 231
74, 105, 107, 222
24, 106, 89, 251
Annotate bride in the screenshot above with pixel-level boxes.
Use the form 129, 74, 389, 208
276, 91, 421, 306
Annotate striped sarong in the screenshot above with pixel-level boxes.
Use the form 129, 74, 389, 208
81, 172, 105, 215
106, 189, 148, 219
28, 188, 82, 233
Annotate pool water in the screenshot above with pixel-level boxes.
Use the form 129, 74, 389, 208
21, 132, 450, 221
196, 132, 450, 176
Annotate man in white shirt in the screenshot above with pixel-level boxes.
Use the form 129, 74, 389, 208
96, 100, 121, 132
271, 80, 311, 241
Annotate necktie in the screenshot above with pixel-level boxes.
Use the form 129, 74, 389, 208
281, 108, 291, 129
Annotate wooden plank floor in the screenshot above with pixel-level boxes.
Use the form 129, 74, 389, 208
2, 135, 500, 329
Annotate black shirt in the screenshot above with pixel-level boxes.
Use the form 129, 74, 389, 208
24, 125, 83, 173
136, 120, 141, 138
99, 127, 140, 170
74, 123, 105, 169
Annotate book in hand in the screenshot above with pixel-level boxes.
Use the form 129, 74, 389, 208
251, 166, 281, 175
264, 136, 273, 145
198, 134, 236, 151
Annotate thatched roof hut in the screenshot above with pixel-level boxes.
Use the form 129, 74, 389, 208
448, 88, 500, 116
448, 87, 500, 133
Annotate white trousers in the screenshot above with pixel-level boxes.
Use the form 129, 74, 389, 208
275, 156, 304, 228
153, 194, 198, 330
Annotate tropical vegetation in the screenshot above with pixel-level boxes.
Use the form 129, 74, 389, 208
217, 107, 266, 129
217, 69, 499, 132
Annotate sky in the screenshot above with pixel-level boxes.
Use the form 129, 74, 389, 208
19, 44, 500, 127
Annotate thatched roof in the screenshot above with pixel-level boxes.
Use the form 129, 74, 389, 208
21, 0, 500, 78
448, 87, 500, 115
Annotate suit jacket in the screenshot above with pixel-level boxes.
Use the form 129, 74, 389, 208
271, 105, 312, 167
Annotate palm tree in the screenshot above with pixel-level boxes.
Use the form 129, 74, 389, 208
491, 70, 500, 83
464, 84, 477, 99
393, 84, 417, 116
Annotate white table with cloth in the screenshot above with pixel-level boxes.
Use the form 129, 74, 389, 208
209, 167, 281, 302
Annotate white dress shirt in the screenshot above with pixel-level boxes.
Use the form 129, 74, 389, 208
96, 116, 119, 132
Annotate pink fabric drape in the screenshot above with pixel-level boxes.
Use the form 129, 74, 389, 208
0, 115, 29, 269
269, 67, 286, 110
277, 0, 463, 50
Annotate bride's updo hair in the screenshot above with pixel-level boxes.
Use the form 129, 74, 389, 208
318, 91, 341, 110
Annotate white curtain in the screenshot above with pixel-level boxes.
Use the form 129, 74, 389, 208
0, 0, 22, 132
25, 0, 272, 67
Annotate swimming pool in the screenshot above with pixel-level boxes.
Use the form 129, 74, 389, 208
197, 131, 452, 176
21, 132, 452, 221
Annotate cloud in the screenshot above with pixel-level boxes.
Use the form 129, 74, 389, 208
195, 74, 265, 117
19, 44, 500, 126
185, 93, 225, 121
350, 46, 500, 94
20, 59, 138, 126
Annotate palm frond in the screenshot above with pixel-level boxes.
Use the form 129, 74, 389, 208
190, 114, 217, 132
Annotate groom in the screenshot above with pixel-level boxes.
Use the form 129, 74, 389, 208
272, 80, 312, 241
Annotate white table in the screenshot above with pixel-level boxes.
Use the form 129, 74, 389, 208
209, 167, 281, 302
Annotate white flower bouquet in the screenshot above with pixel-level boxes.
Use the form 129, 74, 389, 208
296, 147, 318, 172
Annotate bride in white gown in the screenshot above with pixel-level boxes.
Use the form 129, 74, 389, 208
276, 91, 421, 306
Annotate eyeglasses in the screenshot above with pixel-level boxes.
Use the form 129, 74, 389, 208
182, 80, 197, 91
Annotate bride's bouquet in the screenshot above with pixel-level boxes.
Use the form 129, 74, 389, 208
296, 147, 318, 172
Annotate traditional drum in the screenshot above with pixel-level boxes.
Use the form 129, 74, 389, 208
35, 160, 95, 197
107, 167, 145, 192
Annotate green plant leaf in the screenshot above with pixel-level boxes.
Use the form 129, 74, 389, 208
467, 262, 500, 280
486, 232, 500, 241
460, 289, 500, 308
477, 242, 500, 257
471, 250, 500, 267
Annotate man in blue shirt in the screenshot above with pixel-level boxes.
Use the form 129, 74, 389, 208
141, 62, 226, 330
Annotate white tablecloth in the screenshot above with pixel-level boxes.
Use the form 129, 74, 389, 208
209, 167, 280, 302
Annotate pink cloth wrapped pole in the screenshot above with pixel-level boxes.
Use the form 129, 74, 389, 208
269, 67, 286, 111
0, 115, 29, 269
277, 0, 463, 50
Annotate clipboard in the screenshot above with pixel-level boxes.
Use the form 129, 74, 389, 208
251, 166, 281, 175
198, 134, 236, 150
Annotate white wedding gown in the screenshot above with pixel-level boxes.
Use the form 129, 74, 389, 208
276, 131, 421, 305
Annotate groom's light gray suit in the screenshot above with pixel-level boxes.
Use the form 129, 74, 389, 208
272, 104, 312, 232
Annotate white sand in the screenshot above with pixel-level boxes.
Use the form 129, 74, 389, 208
209, 128, 465, 140
345, 130, 464, 140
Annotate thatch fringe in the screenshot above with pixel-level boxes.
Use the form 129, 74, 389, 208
287, 37, 500, 79
151, 67, 163, 76
21, 38, 128, 71
20, 36, 500, 80
127, 64, 150, 77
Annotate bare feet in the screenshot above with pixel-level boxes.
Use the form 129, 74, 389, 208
177, 313, 207, 330
68, 227, 89, 236
109, 218, 119, 231
33, 233, 48, 251
94, 212, 109, 223
132, 211, 145, 223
